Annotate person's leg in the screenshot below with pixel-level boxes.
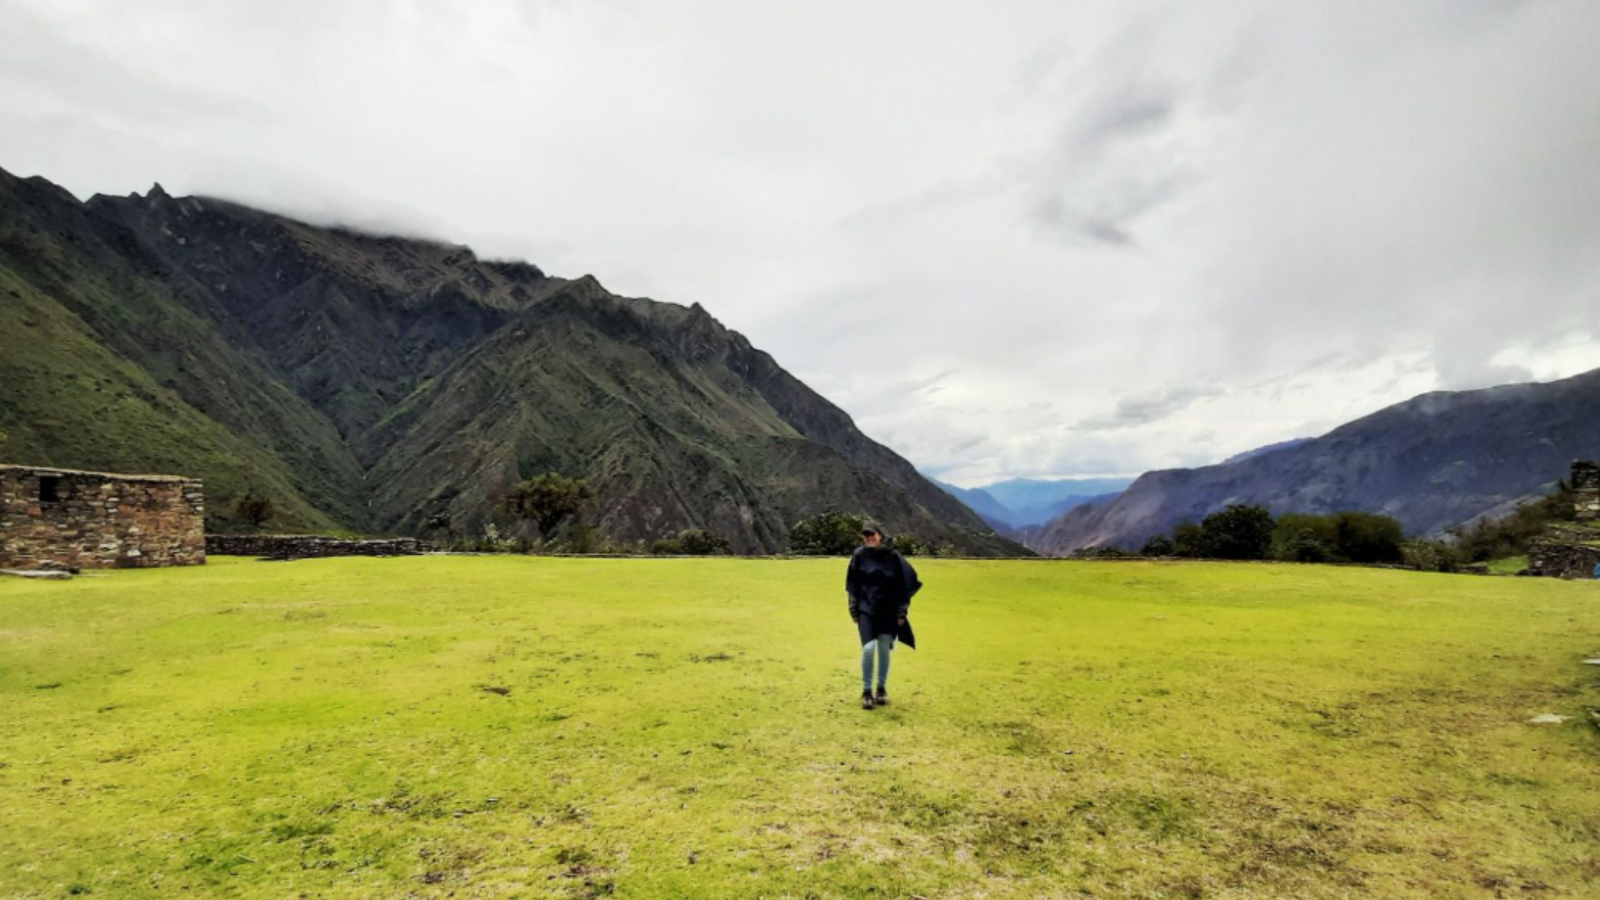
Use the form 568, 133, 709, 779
856, 617, 877, 694
875, 633, 894, 689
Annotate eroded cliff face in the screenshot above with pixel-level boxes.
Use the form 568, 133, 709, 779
0, 166, 1022, 554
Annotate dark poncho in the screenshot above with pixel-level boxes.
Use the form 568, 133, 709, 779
846, 545, 922, 646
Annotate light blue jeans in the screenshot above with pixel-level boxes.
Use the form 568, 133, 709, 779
861, 633, 894, 691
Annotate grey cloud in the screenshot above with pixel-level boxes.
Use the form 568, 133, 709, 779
1073, 384, 1227, 432
4, 0, 1598, 487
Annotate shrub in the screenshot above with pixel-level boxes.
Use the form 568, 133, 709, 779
233, 491, 276, 530
1402, 539, 1464, 573
1073, 546, 1134, 558
556, 521, 600, 554
675, 528, 730, 555
1271, 511, 1403, 564
1140, 535, 1175, 557
1198, 504, 1274, 560
790, 512, 867, 556
1275, 527, 1334, 563
892, 534, 929, 556
1333, 511, 1404, 563
651, 538, 683, 555
1171, 522, 1205, 558
498, 473, 593, 539
1450, 481, 1575, 563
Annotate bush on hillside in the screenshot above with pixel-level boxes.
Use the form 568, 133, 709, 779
1198, 504, 1275, 560
233, 491, 276, 531
675, 528, 730, 555
1271, 511, 1404, 564
498, 473, 594, 538
1140, 534, 1175, 557
1072, 545, 1134, 558
1332, 511, 1405, 563
1171, 522, 1205, 558
1275, 526, 1334, 563
1402, 539, 1465, 573
893, 533, 952, 556
790, 511, 867, 556
1450, 480, 1575, 563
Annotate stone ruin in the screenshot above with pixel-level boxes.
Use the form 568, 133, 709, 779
1572, 460, 1600, 521
1525, 459, 1600, 578
0, 464, 205, 571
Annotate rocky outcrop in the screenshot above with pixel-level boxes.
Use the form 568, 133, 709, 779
206, 535, 429, 560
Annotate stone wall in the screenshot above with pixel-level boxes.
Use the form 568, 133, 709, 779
1573, 460, 1600, 521
1527, 539, 1600, 579
206, 535, 429, 560
0, 464, 204, 570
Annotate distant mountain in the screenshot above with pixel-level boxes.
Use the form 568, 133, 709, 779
1031, 372, 1600, 555
975, 477, 1133, 527
0, 166, 1024, 555
1221, 437, 1312, 465
931, 480, 1014, 530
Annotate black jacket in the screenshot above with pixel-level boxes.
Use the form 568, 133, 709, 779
846, 546, 922, 647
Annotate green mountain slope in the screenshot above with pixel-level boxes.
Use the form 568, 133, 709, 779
0, 166, 1022, 554
0, 170, 348, 530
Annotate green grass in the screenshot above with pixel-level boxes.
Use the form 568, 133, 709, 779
1487, 555, 1530, 576
3, 557, 1599, 899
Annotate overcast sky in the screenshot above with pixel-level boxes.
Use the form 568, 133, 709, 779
4, 0, 1599, 487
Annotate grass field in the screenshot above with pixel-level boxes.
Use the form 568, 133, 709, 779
3, 556, 1599, 899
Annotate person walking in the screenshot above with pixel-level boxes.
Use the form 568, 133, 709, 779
846, 522, 921, 710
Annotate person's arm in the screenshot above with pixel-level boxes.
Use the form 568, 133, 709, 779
845, 551, 862, 620
897, 552, 920, 619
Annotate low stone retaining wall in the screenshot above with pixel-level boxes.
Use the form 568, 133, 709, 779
1527, 540, 1600, 579
206, 535, 430, 560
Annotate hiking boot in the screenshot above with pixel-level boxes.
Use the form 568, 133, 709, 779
860, 690, 875, 710
875, 687, 889, 706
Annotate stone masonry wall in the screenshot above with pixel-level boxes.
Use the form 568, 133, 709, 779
1527, 539, 1600, 579
0, 464, 205, 570
1572, 460, 1600, 521
206, 535, 429, 559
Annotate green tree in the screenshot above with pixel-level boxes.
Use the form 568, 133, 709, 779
1140, 534, 1175, 557
233, 491, 276, 531
790, 511, 866, 555
1272, 513, 1337, 562
1334, 511, 1404, 564
1198, 504, 1275, 560
675, 528, 730, 555
1271, 511, 1404, 564
499, 473, 594, 538
1451, 481, 1574, 563
1402, 539, 1464, 573
891, 533, 929, 556
1171, 521, 1205, 558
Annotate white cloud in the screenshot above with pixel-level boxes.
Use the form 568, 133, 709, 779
3, 0, 1598, 485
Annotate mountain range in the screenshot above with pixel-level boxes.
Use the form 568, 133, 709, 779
933, 476, 1132, 530
1031, 371, 1600, 555
0, 165, 1023, 555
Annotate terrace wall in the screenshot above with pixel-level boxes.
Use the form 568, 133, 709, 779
1527, 539, 1600, 579
206, 535, 428, 559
